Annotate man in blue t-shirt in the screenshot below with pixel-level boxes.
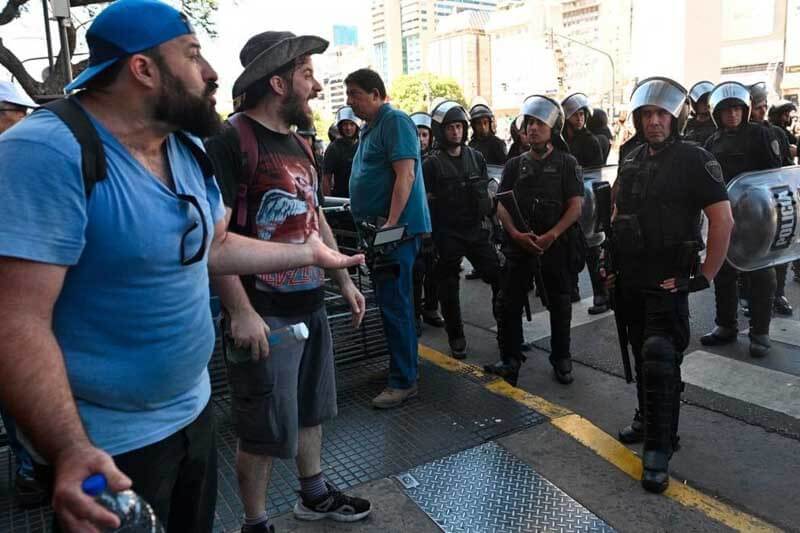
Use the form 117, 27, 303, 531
0, 2, 361, 532
345, 68, 432, 409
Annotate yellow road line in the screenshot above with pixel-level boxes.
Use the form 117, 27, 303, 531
418, 344, 782, 533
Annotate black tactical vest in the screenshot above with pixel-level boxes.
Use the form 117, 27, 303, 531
684, 118, 716, 146
431, 147, 491, 227
513, 151, 571, 235
707, 127, 750, 182
615, 142, 702, 257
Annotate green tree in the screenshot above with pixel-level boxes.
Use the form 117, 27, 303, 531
313, 108, 332, 141
0, 0, 218, 99
389, 73, 466, 114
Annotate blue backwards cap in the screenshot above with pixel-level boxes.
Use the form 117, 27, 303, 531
65, 0, 194, 92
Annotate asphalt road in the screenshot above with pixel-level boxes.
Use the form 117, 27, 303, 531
416, 258, 800, 531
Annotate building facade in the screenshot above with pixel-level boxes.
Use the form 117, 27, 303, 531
372, 0, 499, 86
427, 10, 492, 103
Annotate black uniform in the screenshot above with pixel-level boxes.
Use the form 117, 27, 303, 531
469, 134, 508, 165
619, 133, 644, 161
566, 128, 604, 167
493, 149, 584, 381
615, 139, 728, 487
507, 142, 527, 161
683, 117, 716, 145
704, 122, 781, 341
423, 146, 500, 344
413, 147, 441, 329
322, 137, 358, 197
567, 127, 607, 307
594, 132, 611, 164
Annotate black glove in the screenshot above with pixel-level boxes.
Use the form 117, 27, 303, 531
673, 273, 710, 293
687, 273, 710, 292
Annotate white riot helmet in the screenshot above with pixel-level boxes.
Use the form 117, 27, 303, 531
629, 77, 689, 138
335, 106, 362, 131
688, 81, 715, 110
410, 111, 432, 130
519, 94, 567, 151
561, 92, 592, 122
709, 81, 751, 127
431, 100, 470, 146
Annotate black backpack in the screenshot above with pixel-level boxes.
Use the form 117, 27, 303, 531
39, 97, 214, 197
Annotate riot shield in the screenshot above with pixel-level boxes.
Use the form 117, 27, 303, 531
726, 166, 800, 271
579, 164, 617, 247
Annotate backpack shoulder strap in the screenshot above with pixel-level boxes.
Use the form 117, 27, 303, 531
290, 131, 318, 168
41, 98, 105, 198
228, 113, 258, 182
226, 113, 260, 230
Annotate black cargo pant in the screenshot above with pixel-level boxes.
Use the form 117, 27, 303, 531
498, 243, 573, 365
434, 227, 500, 339
714, 262, 776, 335
413, 236, 439, 317
619, 286, 690, 453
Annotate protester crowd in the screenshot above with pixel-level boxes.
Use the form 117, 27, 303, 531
0, 0, 798, 531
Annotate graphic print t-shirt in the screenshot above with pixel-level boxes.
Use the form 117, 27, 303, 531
206, 115, 324, 316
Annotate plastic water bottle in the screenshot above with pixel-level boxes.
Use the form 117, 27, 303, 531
81, 474, 165, 533
226, 322, 310, 363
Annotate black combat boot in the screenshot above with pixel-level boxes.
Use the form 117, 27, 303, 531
421, 308, 445, 327
618, 409, 643, 444
484, 357, 522, 386
640, 337, 680, 494
449, 334, 467, 359
774, 296, 793, 316
699, 325, 738, 346
551, 357, 574, 385
749, 333, 771, 358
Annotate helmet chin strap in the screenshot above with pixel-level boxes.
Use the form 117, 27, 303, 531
531, 141, 551, 155
648, 136, 675, 152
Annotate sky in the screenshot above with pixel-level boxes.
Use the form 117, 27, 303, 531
1, 0, 373, 110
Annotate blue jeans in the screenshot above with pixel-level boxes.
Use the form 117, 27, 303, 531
375, 237, 421, 389
0, 408, 34, 478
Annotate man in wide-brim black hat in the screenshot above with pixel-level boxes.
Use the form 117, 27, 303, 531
205, 31, 372, 532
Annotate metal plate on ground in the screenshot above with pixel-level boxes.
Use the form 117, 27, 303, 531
401, 442, 615, 533
0, 357, 545, 533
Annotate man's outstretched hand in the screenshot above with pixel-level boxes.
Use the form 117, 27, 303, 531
306, 232, 365, 270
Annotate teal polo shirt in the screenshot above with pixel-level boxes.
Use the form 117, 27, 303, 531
349, 103, 431, 235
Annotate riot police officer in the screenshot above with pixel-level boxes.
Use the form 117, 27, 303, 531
411, 112, 445, 332
484, 95, 584, 385
701, 81, 782, 357
769, 99, 798, 159
423, 100, 501, 358
412, 111, 434, 157
562, 93, 607, 310
323, 106, 360, 197
562, 93, 604, 167
684, 81, 716, 145
612, 77, 733, 493
507, 114, 530, 160
750, 84, 794, 316
468, 101, 508, 165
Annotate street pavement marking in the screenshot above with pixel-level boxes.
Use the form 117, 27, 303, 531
682, 350, 800, 419
489, 296, 612, 339
418, 343, 782, 533
742, 316, 800, 347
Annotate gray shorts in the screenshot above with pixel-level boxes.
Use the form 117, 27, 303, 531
226, 307, 337, 458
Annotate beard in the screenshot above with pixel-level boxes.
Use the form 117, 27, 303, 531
279, 86, 313, 130
153, 63, 221, 138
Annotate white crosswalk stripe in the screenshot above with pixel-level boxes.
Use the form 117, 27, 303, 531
490, 297, 611, 341
682, 350, 800, 419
